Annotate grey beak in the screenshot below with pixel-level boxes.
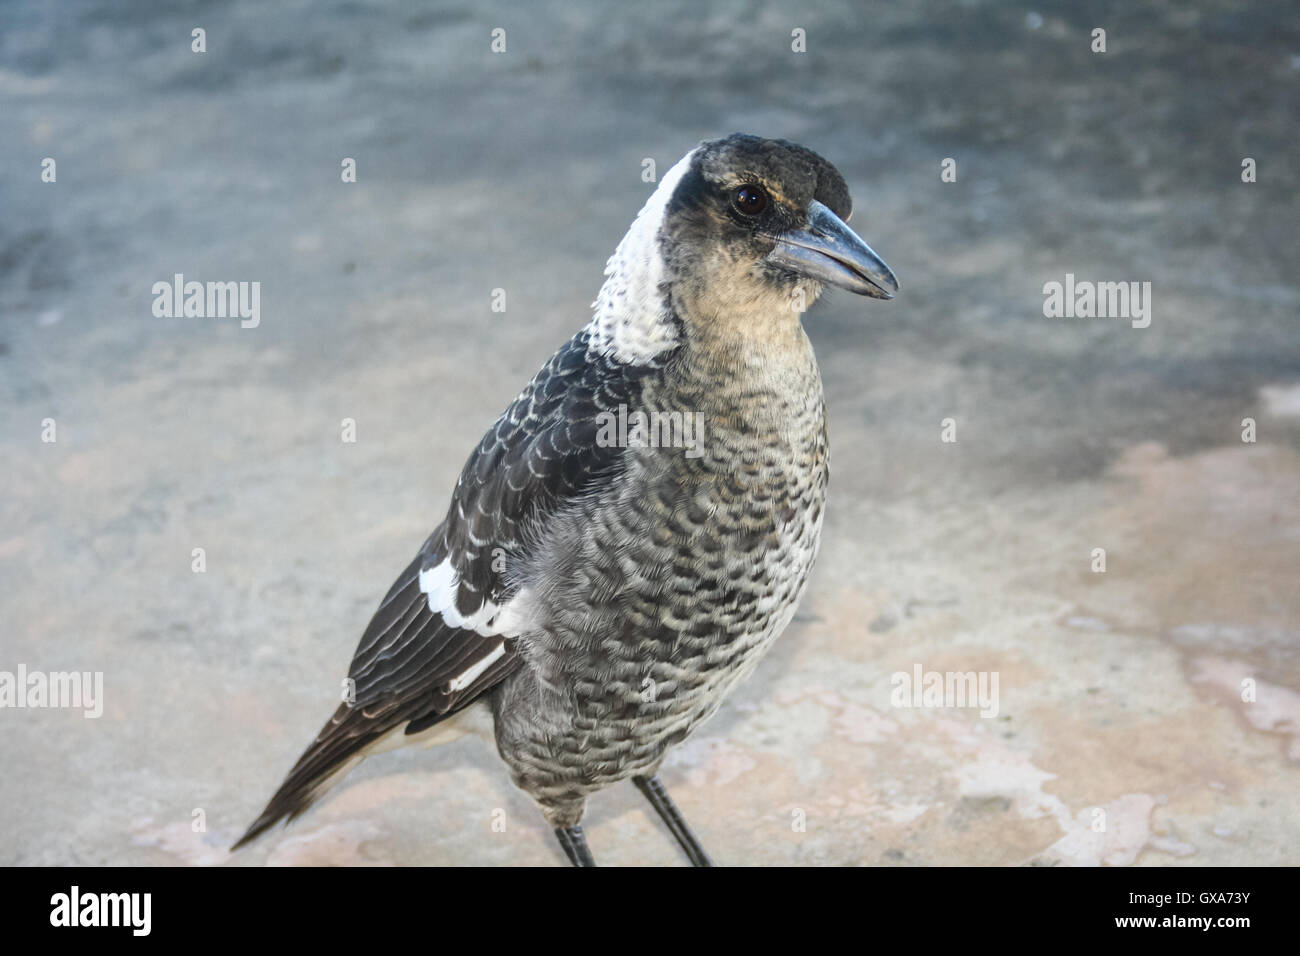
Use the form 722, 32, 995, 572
766, 200, 899, 299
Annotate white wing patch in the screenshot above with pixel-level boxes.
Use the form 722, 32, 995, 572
490, 586, 536, 638
417, 559, 458, 612
588, 148, 696, 365
448, 643, 507, 692
416, 556, 517, 697
418, 558, 503, 636
417, 558, 530, 697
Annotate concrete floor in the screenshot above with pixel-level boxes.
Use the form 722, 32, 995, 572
2, 0, 1297, 866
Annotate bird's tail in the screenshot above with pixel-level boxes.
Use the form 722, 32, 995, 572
232, 702, 397, 850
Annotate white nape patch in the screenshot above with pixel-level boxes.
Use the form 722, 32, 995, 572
588, 148, 697, 365
418, 558, 501, 636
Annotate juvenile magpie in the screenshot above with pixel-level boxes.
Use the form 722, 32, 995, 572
234, 134, 897, 865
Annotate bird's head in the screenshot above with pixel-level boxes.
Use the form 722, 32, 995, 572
591, 134, 897, 363
663, 134, 898, 311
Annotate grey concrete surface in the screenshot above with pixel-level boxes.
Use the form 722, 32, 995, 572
2, 0, 1298, 866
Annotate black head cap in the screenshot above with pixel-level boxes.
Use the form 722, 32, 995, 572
691, 133, 853, 222
656, 134, 895, 310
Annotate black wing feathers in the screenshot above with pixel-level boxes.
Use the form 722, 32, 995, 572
235, 330, 662, 847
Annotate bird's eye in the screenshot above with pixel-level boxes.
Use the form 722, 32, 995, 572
732, 184, 768, 216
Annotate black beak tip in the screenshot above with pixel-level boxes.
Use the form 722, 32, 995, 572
858, 269, 898, 300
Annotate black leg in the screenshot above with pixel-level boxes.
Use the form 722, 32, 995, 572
554, 824, 597, 867
633, 775, 714, 867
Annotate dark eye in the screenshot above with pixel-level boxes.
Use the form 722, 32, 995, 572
732, 184, 768, 216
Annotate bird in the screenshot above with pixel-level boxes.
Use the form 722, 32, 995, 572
233, 133, 898, 866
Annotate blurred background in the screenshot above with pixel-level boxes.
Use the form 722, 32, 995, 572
1, 0, 1297, 865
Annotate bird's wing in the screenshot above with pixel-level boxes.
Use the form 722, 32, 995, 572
235, 330, 659, 847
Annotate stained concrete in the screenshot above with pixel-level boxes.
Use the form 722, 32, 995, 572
1, 0, 1297, 865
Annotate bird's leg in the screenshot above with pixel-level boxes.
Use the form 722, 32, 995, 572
633, 775, 714, 867
554, 824, 596, 867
